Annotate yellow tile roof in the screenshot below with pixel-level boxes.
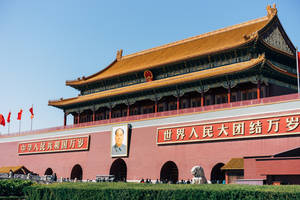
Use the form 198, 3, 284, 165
49, 56, 265, 107
221, 158, 244, 170
66, 6, 277, 87
0, 166, 27, 173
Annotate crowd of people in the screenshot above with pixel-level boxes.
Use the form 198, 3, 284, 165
140, 178, 192, 184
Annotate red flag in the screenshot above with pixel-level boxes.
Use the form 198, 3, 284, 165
29, 107, 34, 119
7, 112, 11, 123
0, 114, 5, 126
17, 109, 23, 120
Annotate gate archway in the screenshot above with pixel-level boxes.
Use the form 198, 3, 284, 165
160, 161, 178, 183
44, 168, 53, 175
210, 163, 225, 184
70, 164, 83, 180
109, 159, 127, 181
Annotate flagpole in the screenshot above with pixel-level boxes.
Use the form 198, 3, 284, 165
7, 110, 10, 134
19, 119, 21, 135
296, 47, 299, 95
31, 105, 33, 131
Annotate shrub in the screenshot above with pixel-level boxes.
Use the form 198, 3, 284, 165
0, 179, 33, 197
24, 182, 300, 200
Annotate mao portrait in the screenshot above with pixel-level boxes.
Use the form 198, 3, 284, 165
111, 125, 128, 157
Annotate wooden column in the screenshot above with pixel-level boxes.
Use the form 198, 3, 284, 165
257, 80, 261, 100
225, 172, 229, 184
77, 112, 80, 124
64, 112, 67, 126
109, 107, 112, 120
177, 96, 180, 110
155, 100, 158, 113
201, 92, 204, 107
227, 87, 231, 103
138, 104, 141, 115
237, 90, 241, 102
127, 105, 130, 117
92, 109, 95, 122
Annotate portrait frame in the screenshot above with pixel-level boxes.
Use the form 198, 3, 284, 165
111, 124, 129, 157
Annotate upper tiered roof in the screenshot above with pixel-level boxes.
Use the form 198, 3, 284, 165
49, 4, 297, 108
65, 5, 278, 87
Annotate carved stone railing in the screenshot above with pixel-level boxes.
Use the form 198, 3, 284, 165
0, 173, 9, 179
0, 173, 55, 183
96, 175, 115, 182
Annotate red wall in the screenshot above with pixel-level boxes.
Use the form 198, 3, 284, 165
1, 124, 300, 181
245, 158, 300, 178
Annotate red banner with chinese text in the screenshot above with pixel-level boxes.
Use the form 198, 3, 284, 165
157, 113, 300, 144
18, 135, 89, 155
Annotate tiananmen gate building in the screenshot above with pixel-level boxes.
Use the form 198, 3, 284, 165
1, 4, 300, 185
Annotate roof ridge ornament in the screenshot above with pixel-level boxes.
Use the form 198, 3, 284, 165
243, 31, 258, 41
258, 53, 266, 61
116, 49, 123, 61
266, 4, 277, 19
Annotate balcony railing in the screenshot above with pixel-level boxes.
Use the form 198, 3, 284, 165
1, 93, 299, 138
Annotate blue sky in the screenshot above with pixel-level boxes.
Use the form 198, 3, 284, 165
0, 0, 299, 134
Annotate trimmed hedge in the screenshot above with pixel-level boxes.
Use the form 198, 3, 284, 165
24, 182, 300, 200
0, 197, 25, 200
0, 179, 33, 197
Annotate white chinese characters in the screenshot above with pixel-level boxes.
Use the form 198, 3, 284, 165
159, 115, 300, 144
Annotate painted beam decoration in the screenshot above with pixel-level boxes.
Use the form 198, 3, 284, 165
157, 113, 300, 144
18, 135, 89, 155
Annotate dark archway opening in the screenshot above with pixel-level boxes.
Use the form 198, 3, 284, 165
44, 168, 53, 175
210, 163, 225, 184
160, 161, 178, 184
109, 159, 127, 182
70, 164, 83, 180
